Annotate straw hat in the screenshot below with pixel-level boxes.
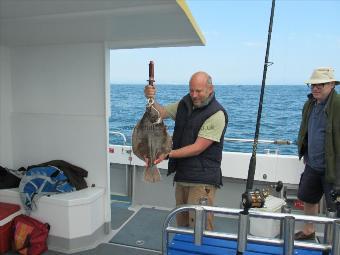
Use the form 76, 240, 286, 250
305, 67, 340, 85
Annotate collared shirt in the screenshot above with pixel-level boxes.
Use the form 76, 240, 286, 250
306, 99, 327, 172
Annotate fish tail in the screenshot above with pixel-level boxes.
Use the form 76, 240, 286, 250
143, 166, 153, 183
151, 165, 161, 182
143, 165, 161, 183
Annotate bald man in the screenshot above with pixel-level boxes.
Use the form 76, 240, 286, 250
144, 71, 228, 230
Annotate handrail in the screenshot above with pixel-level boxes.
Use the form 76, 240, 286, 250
224, 137, 295, 145
162, 205, 340, 255
109, 131, 127, 145
108, 131, 294, 146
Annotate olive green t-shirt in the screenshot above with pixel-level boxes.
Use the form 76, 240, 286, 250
165, 102, 225, 142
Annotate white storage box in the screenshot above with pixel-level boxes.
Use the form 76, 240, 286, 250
249, 195, 286, 238
0, 187, 105, 238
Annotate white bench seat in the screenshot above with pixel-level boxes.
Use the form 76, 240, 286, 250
0, 187, 106, 252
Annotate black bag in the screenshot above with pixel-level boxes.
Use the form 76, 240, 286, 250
0, 166, 23, 189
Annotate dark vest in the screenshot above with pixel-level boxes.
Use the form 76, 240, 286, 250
168, 94, 228, 187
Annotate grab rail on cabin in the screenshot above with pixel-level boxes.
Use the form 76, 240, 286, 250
162, 205, 340, 255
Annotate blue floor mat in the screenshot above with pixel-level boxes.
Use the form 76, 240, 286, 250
168, 234, 322, 255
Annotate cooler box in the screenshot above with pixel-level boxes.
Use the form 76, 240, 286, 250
0, 202, 21, 253
249, 195, 286, 238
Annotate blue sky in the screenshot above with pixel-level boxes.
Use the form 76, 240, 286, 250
110, 0, 340, 85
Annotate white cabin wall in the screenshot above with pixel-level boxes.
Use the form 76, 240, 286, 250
0, 45, 13, 168
9, 43, 110, 221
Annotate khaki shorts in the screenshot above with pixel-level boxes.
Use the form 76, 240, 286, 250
175, 182, 216, 230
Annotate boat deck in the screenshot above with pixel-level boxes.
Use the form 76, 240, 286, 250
4, 196, 328, 255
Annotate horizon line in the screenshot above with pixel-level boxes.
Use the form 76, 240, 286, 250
110, 83, 305, 86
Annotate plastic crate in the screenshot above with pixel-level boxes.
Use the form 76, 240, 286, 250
250, 196, 286, 238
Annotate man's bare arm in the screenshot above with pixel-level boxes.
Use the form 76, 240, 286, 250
169, 137, 213, 158
153, 137, 213, 164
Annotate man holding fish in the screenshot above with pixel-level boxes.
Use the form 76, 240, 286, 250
144, 71, 228, 230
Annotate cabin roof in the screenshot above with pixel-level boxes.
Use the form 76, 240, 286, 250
0, 0, 205, 48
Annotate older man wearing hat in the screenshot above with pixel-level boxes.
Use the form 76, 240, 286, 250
295, 67, 340, 240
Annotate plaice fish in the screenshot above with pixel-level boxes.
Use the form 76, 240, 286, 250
132, 104, 172, 182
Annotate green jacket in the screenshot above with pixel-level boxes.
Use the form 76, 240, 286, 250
297, 89, 340, 185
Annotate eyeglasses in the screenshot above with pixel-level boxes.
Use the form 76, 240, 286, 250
306, 83, 326, 89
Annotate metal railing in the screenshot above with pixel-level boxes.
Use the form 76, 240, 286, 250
109, 131, 127, 145
108, 131, 294, 147
224, 137, 295, 145
162, 205, 340, 255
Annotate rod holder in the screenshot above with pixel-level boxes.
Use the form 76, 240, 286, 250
194, 206, 204, 246
324, 210, 337, 244
332, 220, 340, 255
283, 216, 295, 255
280, 205, 291, 238
237, 211, 249, 254
199, 197, 208, 230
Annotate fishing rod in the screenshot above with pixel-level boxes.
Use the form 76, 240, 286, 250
237, 1, 276, 254
241, 0, 276, 211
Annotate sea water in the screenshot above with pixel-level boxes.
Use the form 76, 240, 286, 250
109, 84, 338, 155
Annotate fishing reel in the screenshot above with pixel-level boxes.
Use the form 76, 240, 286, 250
262, 181, 283, 198
329, 189, 340, 218
242, 181, 283, 210
242, 189, 265, 209
330, 189, 340, 205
